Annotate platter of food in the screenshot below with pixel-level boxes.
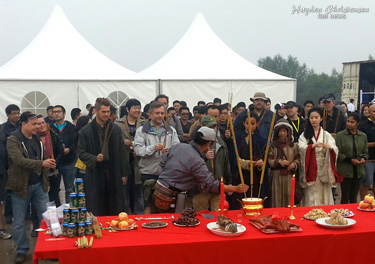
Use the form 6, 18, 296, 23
303, 208, 328, 220
207, 215, 246, 237
172, 208, 200, 227
357, 194, 375, 211
207, 222, 246, 237
142, 221, 168, 229
173, 222, 200, 227
329, 208, 355, 218
316, 217, 356, 230
357, 207, 375, 212
249, 215, 302, 234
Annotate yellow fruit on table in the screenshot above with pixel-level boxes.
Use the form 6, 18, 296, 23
364, 194, 375, 204
118, 212, 128, 221
127, 219, 135, 226
118, 221, 129, 229
110, 219, 120, 227
359, 201, 370, 209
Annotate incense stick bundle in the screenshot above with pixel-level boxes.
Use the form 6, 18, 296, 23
101, 122, 114, 154
46, 124, 57, 176
247, 111, 254, 198
258, 112, 276, 198
228, 115, 246, 198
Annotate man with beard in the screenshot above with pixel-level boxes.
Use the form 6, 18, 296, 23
78, 98, 129, 216
234, 92, 274, 142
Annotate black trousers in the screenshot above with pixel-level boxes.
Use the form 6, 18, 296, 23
340, 176, 361, 204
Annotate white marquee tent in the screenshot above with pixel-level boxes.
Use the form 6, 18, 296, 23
140, 13, 296, 108
0, 5, 156, 122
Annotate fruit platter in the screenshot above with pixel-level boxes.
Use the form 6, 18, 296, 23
358, 194, 375, 211
106, 212, 138, 231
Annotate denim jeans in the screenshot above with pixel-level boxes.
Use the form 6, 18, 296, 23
11, 182, 48, 254
123, 180, 144, 215
59, 163, 76, 203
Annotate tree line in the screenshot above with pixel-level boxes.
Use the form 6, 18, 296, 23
257, 54, 342, 105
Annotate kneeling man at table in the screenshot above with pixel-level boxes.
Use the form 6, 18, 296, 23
152, 127, 248, 213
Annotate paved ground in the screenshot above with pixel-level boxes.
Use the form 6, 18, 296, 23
1, 181, 65, 264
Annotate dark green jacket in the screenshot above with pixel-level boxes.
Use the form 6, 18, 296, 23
206, 136, 232, 185
336, 128, 368, 178
6, 129, 49, 198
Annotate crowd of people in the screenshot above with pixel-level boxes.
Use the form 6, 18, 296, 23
0, 91, 373, 263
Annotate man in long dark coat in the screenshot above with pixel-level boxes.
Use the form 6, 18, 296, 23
78, 98, 129, 216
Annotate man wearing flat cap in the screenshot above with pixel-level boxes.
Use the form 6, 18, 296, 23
234, 92, 274, 139
321, 93, 346, 138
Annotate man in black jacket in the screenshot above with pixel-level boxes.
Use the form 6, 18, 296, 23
50, 105, 78, 204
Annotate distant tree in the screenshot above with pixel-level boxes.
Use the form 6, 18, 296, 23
369, 54, 374, 60
258, 54, 342, 105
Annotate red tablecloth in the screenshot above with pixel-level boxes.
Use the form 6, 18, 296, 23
33, 204, 374, 264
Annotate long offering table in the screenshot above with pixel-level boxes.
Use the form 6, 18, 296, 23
33, 204, 374, 264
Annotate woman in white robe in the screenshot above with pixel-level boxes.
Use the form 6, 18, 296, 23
298, 107, 342, 206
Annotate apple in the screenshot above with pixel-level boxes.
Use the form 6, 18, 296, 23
359, 201, 370, 209
127, 219, 135, 226
111, 219, 120, 227
364, 194, 374, 204
118, 212, 128, 221
118, 221, 129, 229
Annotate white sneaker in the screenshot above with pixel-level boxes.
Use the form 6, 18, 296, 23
0, 229, 12, 239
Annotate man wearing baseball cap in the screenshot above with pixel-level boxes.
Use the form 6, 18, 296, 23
193, 116, 232, 212
153, 127, 248, 213
284, 101, 304, 142
6, 112, 56, 264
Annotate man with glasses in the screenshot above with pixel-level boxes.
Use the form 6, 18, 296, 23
50, 105, 77, 204
0, 104, 19, 239
179, 106, 193, 143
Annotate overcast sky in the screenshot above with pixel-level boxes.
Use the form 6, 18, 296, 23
0, 0, 374, 74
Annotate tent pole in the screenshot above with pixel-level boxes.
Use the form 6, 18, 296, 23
76, 82, 80, 107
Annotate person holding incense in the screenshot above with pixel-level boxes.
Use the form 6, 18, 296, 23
236, 112, 269, 204
78, 98, 130, 216
268, 119, 300, 208
154, 127, 248, 213
298, 107, 343, 206
336, 112, 368, 204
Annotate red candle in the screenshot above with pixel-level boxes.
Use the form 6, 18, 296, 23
290, 174, 295, 209
220, 177, 225, 212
